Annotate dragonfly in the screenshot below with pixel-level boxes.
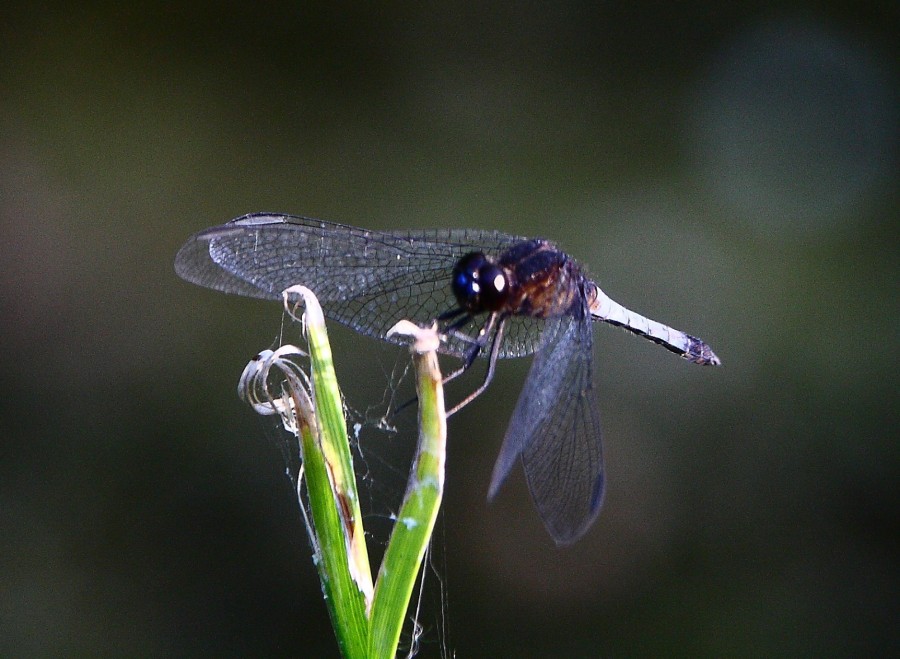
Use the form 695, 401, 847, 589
175, 213, 720, 544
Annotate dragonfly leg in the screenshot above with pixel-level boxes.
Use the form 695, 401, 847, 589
389, 310, 488, 418
446, 317, 506, 417
394, 311, 504, 418
436, 306, 466, 323
442, 312, 498, 385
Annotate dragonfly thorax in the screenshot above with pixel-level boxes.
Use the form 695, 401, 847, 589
451, 252, 510, 314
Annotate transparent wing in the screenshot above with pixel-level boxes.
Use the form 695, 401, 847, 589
175, 213, 547, 358
488, 302, 604, 544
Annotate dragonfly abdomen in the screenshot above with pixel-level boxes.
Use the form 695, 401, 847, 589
587, 284, 721, 366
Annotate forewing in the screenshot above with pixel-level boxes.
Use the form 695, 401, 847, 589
174, 213, 543, 357
488, 308, 604, 545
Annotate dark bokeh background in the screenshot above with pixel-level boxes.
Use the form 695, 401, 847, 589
2, 3, 897, 656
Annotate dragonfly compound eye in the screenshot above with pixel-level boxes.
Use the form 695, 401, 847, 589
452, 252, 508, 313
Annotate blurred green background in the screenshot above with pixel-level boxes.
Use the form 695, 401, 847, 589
2, 2, 896, 656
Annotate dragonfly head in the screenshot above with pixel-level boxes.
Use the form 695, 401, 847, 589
452, 252, 509, 313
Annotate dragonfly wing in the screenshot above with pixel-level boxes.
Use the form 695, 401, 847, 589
488, 305, 604, 544
175, 213, 537, 357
